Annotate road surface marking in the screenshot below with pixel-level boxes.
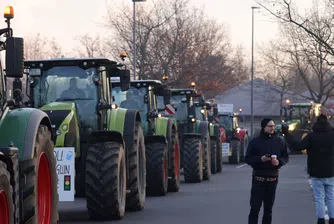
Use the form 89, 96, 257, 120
236, 164, 248, 168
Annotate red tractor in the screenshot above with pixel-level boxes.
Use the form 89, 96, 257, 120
211, 104, 249, 164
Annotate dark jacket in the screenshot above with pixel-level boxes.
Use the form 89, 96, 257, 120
245, 131, 289, 177
285, 120, 334, 178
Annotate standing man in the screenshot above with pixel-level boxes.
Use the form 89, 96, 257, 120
245, 118, 289, 224
282, 114, 334, 224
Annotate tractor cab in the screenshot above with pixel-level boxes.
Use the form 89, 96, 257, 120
111, 79, 170, 135
169, 88, 199, 134
284, 102, 321, 127
24, 58, 130, 148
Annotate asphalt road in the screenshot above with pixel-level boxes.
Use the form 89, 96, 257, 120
59, 155, 317, 224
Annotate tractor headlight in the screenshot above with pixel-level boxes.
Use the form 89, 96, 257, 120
62, 124, 68, 131
56, 130, 61, 136
236, 127, 240, 133
191, 118, 196, 123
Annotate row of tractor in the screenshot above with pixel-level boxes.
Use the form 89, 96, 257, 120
0, 6, 252, 224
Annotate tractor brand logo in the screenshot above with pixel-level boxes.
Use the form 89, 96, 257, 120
64, 175, 71, 191
165, 104, 175, 115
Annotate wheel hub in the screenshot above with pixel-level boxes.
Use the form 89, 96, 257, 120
0, 190, 9, 224
38, 153, 52, 224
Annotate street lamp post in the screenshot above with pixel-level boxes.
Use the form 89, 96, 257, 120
132, 0, 146, 80
251, 6, 259, 137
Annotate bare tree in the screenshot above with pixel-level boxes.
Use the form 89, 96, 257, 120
255, 1, 334, 105
24, 33, 62, 60
83, 0, 249, 98
73, 34, 105, 58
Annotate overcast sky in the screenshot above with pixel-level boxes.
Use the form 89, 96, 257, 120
0, 0, 314, 57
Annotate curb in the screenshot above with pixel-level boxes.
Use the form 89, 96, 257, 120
308, 178, 329, 220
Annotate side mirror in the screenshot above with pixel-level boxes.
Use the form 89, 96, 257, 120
119, 70, 130, 91
199, 95, 205, 106
6, 37, 24, 78
163, 89, 171, 105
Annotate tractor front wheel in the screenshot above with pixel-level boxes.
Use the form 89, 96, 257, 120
146, 142, 168, 196
86, 142, 126, 220
228, 140, 241, 164
210, 140, 217, 174
0, 161, 13, 224
126, 123, 146, 211
203, 133, 211, 180
183, 138, 203, 183
20, 125, 58, 224
167, 127, 180, 192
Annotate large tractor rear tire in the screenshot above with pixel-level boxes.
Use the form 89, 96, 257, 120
210, 140, 217, 174
203, 133, 211, 180
146, 142, 168, 196
167, 126, 180, 192
216, 139, 223, 172
86, 142, 126, 220
126, 123, 146, 211
20, 125, 58, 224
183, 138, 203, 183
228, 140, 241, 164
0, 161, 14, 224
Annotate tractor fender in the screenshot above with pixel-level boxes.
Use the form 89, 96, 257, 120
199, 121, 210, 138
155, 117, 169, 137
109, 107, 127, 134
209, 123, 215, 137
89, 130, 124, 146
122, 109, 141, 153
0, 107, 53, 161
144, 135, 167, 145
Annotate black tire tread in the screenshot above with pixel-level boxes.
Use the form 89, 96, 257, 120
20, 125, 58, 224
0, 161, 14, 224
183, 138, 203, 183
167, 126, 180, 192
85, 142, 126, 220
210, 140, 217, 174
146, 142, 168, 196
126, 123, 146, 211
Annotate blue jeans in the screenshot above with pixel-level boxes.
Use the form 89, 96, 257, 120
312, 177, 334, 219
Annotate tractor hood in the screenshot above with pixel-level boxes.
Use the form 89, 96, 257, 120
40, 102, 76, 111
275, 119, 301, 133
39, 102, 76, 134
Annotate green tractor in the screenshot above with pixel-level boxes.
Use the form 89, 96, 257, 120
193, 96, 223, 174
275, 102, 322, 154
166, 83, 211, 183
23, 56, 146, 220
111, 79, 181, 196
0, 6, 59, 224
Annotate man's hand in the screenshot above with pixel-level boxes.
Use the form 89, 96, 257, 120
261, 156, 271, 162
271, 159, 279, 166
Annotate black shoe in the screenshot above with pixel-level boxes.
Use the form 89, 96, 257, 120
317, 218, 325, 224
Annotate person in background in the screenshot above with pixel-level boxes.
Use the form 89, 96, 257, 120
282, 113, 334, 224
245, 118, 289, 224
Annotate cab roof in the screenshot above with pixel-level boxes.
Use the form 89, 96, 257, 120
171, 88, 197, 95
112, 79, 163, 88
24, 57, 118, 69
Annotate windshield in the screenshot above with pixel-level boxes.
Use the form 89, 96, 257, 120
32, 66, 98, 127
218, 115, 233, 131
290, 106, 310, 120
170, 95, 189, 121
112, 86, 147, 118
